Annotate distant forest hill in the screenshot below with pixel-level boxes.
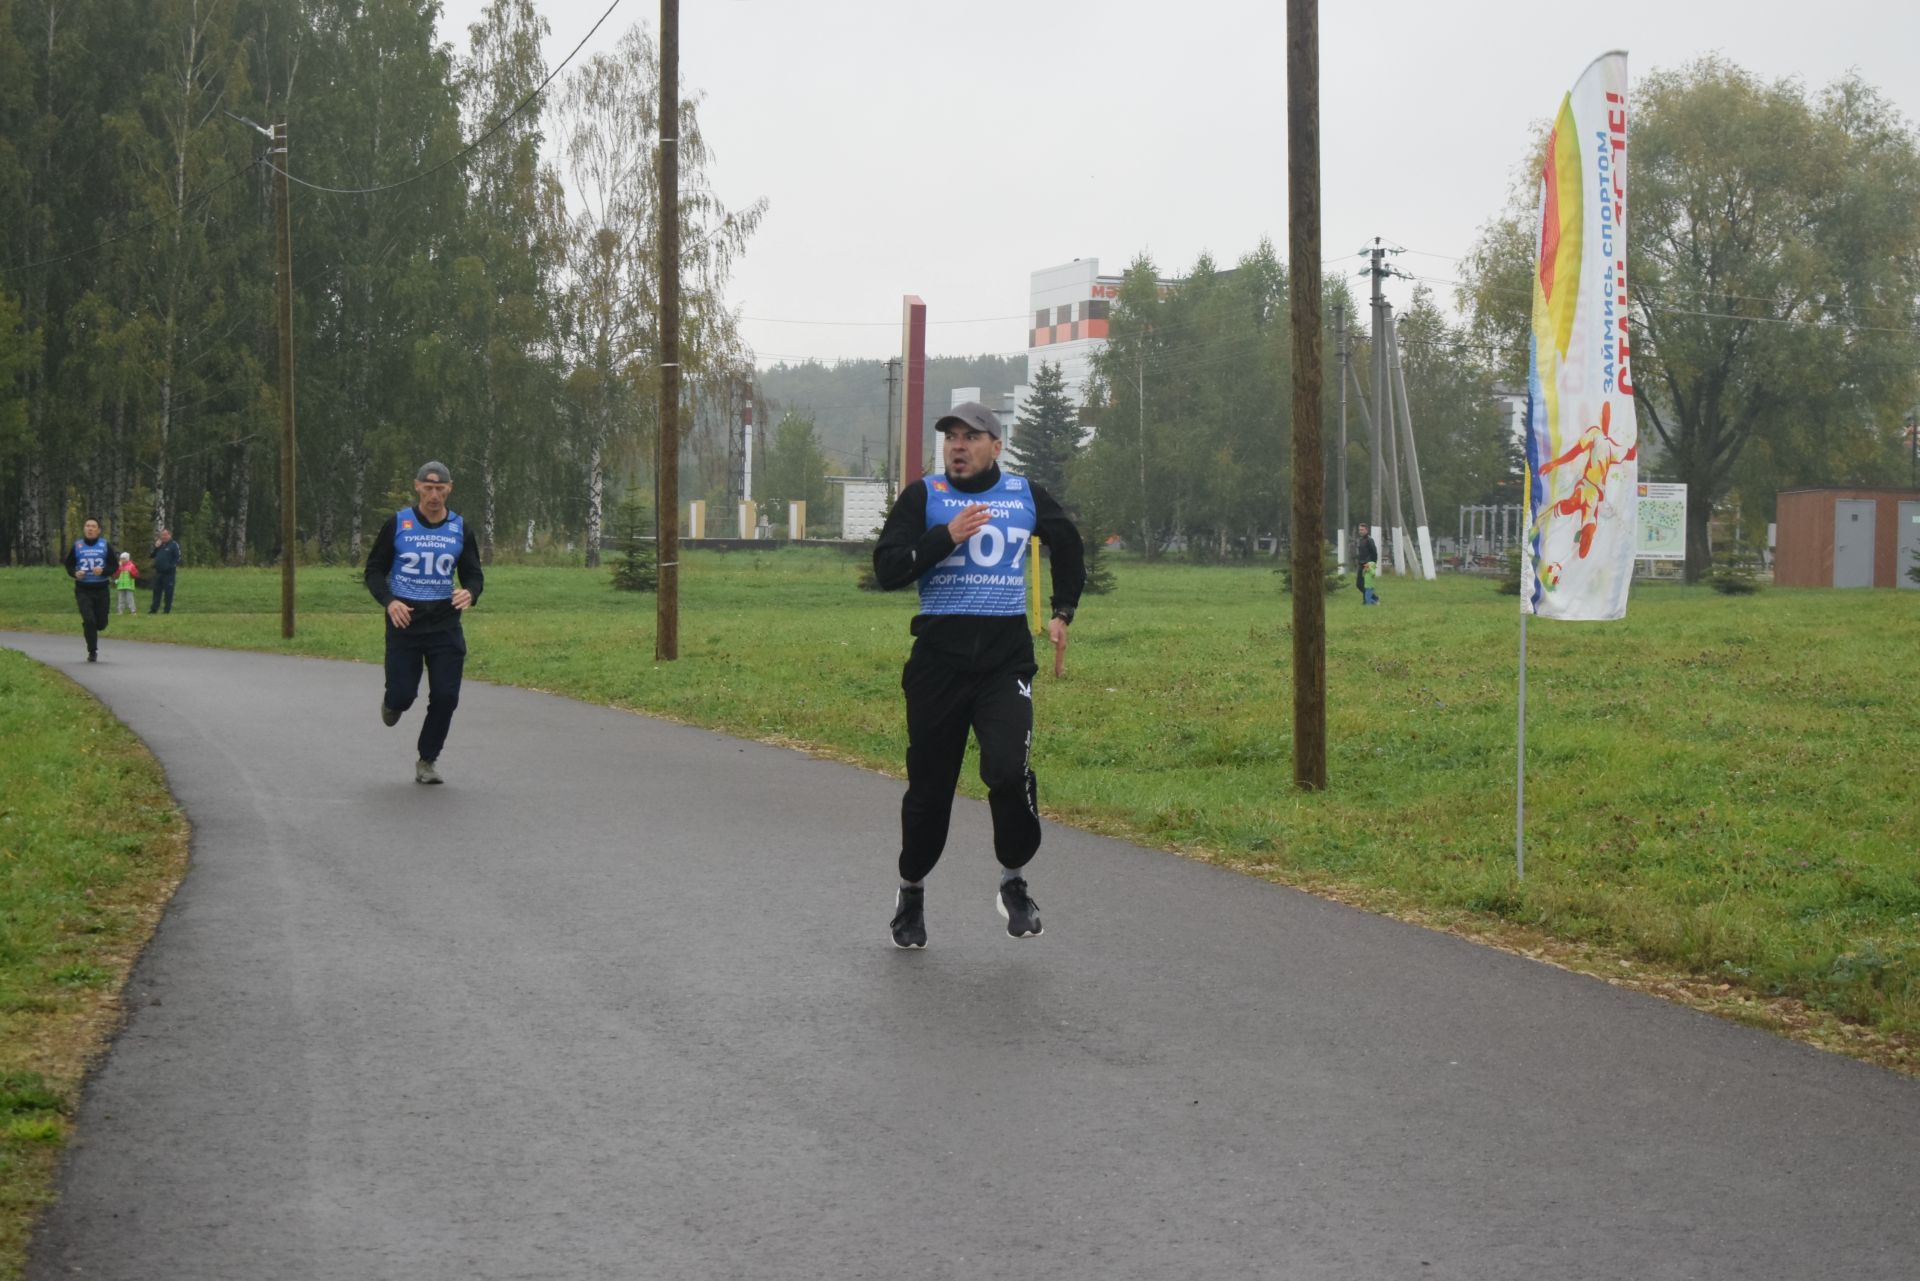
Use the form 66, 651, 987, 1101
754, 355, 1029, 477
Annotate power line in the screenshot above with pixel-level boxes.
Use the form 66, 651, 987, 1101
271, 0, 624, 197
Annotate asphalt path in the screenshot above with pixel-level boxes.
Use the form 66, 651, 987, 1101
8, 629, 1918, 1280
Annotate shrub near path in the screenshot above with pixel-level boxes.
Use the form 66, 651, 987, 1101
0, 651, 188, 1280
2, 552, 1916, 1069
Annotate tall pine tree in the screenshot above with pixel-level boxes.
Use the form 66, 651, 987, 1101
1008, 360, 1079, 498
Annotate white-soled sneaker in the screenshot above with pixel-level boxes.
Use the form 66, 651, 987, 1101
997, 877, 1043, 939
891, 886, 927, 949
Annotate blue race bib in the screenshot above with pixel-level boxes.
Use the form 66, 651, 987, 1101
918, 472, 1038, 616
72, 539, 109, 584
388, 508, 464, 601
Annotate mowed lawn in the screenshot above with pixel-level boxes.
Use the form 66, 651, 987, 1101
4, 551, 1917, 1053
0, 651, 187, 1279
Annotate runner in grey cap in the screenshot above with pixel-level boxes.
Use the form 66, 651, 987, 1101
364, 460, 484, 784
869, 400, 1086, 947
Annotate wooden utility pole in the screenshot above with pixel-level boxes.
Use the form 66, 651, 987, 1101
1287, 0, 1327, 790
655, 0, 681, 661
272, 122, 296, 639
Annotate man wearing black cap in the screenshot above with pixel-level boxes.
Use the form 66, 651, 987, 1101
363, 461, 484, 784
870, 400, 1085, 948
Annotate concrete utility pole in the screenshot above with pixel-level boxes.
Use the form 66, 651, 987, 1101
1368, 240, 1411, 574
1344, 357, 1378, 527
1137, 342, 1148, 553
725, 380, 743, 505
742, 397, 754, 505
1388, 313, 1435, 578
1287, 0, 1326, 791
1334, 302, 1348, 568
655, 0, 680, 661
1367, 241, 1386, 547
272, 122, 296, 639
884, 358, 899, 496
1382, 335, 1410, 576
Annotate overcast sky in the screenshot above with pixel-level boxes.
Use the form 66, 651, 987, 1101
437, 0, 1920, 369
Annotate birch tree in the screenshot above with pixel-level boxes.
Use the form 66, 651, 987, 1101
551, 22, 761, 567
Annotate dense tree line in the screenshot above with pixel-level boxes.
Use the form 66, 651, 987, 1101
0, 0, 761, 568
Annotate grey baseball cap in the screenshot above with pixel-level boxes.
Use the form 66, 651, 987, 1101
934, 401, 1001, 439
415, 460, 452, 484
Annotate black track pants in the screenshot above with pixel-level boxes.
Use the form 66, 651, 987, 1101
74, 585, 109, 655
898, 649, 1041, 884
384, 624, 467, 762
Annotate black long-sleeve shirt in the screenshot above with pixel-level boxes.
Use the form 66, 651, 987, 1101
363, 509, 484, 634
1355, 535, 1379, 583
62, 537, 119, 588
872, 463, 1085, 671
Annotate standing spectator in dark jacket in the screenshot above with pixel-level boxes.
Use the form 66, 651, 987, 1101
62, 518, 117, 662
1355, 524, 1380, 605
149, 528, 182, 614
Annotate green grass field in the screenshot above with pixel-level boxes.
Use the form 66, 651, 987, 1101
4, 551, 1917, 1058
0, 651, 187, 1279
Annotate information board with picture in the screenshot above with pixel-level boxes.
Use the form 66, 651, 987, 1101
1635, 483, 1687, 561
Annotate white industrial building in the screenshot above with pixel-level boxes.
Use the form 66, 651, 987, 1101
1027, 259, 1122, 408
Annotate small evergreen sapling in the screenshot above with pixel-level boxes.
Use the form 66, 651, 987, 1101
609, 489, 657, 592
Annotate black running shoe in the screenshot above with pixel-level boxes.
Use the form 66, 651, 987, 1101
890, 886, 927, 949
380, 699, 400, 727
997, 877, 1043, 938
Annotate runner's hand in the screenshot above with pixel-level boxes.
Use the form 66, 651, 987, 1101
387, 598, 413, 628
1048, 615, 1068, 677
451, 588, 473, 611
946, 504, 991, 544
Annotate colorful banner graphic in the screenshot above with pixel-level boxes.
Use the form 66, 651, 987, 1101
1523, 52, 1636, 619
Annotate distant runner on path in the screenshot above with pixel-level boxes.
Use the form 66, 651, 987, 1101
870, 401, 1085, 948
62, 517, 118, 662
363, 460, 483, 785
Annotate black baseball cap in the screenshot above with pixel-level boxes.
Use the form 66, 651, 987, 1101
934, 401, 1001, 439
415, 460, 452, 484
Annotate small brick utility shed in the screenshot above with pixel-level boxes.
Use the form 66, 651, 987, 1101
1774, 487, 1920, 588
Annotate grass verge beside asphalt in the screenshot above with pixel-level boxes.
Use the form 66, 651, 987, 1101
1, 550, 1915, 1072
0, 650, 188, 1280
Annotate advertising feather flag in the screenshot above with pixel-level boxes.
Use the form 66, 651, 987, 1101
1523, 52, 1636, 620
1516, 52, 1633, 880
